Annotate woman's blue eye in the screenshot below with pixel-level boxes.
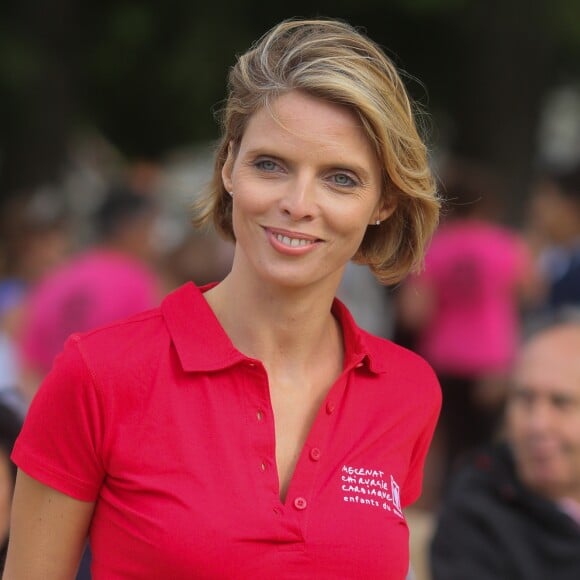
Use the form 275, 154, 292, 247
256, 160, 278, 171
332, 173, 356, 187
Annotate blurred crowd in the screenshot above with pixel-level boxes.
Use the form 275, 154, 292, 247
395, 158, 580, 510
0, 141, 579, 578
395, 157, 580, 580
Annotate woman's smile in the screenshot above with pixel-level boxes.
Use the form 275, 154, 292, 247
265, 226, 321, 254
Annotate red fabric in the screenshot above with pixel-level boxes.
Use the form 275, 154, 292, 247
13, 283, 440, 579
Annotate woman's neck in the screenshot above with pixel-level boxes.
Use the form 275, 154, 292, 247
204, 272, 341, 372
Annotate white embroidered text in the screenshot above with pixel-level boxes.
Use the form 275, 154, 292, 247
340, 465, 403, 518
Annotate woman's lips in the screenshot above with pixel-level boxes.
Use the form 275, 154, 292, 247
265, 227, 321, 253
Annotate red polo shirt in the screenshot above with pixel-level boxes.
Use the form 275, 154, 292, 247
13, 282, 440, 579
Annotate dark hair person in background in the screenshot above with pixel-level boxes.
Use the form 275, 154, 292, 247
17, 185, 161, 404
527, 162, 580, 321
5, 19, 440, 579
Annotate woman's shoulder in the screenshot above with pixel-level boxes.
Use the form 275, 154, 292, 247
356, 331, 441, 415
52, 306, 168, 400
335, 295, 439, 389
72, 305, 167, 357
362, 330, 438, 380
61, 284, 202, 382
71, 282, 203, 353
64, 282, 215, 385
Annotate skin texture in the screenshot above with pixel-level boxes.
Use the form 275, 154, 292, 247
3, 471, 94, 579
506, 324, 580, 503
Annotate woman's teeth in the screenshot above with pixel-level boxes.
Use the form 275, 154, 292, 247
275, 234, 314, 247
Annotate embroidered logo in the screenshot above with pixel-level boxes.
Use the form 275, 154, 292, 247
340, 465, 403, 518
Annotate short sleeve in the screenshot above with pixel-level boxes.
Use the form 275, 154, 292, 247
12, 335, 106, 501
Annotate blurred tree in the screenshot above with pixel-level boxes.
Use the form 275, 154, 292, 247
0, 0, 579, 216
0, 0, 80, 194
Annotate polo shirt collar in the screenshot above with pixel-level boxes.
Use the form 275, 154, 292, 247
162, 282, 388, 374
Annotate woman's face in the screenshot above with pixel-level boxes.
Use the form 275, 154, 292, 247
221, 90, 393, 292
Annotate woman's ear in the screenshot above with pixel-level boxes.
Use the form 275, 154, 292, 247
371, 196, 398, 225
221, 141, 235, 194
378, 196, 398, 222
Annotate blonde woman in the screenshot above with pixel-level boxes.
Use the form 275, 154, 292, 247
5, 18, 440, 579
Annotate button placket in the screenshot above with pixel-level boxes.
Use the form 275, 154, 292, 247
284, 373, 349, 520
242, 360, 278, 504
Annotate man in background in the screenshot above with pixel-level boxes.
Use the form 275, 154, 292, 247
430, 322, 580, 579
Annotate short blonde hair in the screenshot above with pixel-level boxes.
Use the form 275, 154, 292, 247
193, 18, 440, 285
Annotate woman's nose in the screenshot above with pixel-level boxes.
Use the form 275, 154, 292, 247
278, 177, 318, 220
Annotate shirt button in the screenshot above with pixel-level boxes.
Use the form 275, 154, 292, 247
256, 410, 264, 421
310, 447, 321, 461
293, 497, 308, 510
326, 401, 335, 415
356, 362, 364, 368
260, 461, 267, 472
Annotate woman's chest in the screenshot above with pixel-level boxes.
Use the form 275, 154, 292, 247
92, 372, 418, 578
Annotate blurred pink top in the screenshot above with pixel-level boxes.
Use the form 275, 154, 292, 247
20, 249, 160, 374
415, 220, 531, 376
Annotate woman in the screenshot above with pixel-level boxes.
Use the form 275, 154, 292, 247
5, 19, 440, 579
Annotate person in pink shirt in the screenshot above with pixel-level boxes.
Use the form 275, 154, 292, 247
415, 217, 531, 378
398, 159, 537, 498
18, 186, 161, 403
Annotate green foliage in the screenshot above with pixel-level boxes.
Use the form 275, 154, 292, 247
549, 0, 580, 49
393, 0, 471, 14
1, 0, 579, 186
0, 34, 42, 91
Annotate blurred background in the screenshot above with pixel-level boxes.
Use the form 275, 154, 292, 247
1, 0, 579, 212
1, 1, 580, 579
